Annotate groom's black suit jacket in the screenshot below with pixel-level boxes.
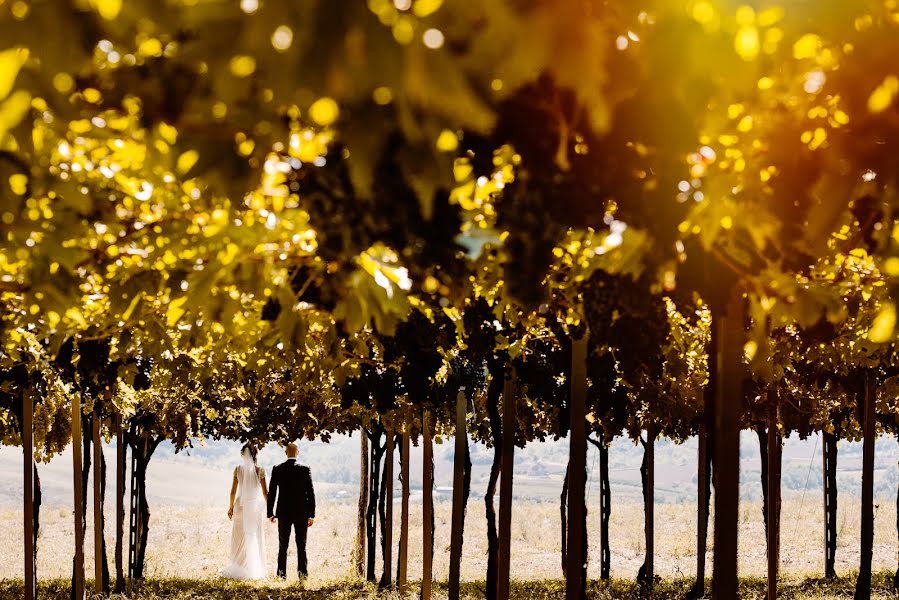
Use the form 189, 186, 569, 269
267, 459, 316, 519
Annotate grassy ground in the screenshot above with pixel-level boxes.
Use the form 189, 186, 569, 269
2, 496, 898, 583
2, 573, 899, 599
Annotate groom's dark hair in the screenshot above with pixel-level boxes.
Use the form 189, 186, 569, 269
241, 443, 258, 463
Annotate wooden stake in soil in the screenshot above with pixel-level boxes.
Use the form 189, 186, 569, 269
712, 287, 742, 599
695, 420, 709, 595
398, 430, 410, 595
449, 390, 468, 600
382, 428, 394, 587
115, 417, 125, 593
566, 335, 588, 600
767, 403, 782, 600
23, 390, 34, 600
644, 425, 655, 590
72, 396, 85, 600
93, 413, 103, 596
855, 374, 876, 599
497, 375, 516, 600
422, 412, 434, 600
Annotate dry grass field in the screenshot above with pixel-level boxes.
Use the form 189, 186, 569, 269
1, 494, 897, 586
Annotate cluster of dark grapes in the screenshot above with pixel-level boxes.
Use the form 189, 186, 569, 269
462, 74, 692, 308
339, 363, 403, 414
513, 336, 569, 438
461, 297, 499, 362
582, 269, 669, 387
586, 349, 628, 436
441, 355, 488, 400
379, 308, 457, 405
288, 132, 467, 308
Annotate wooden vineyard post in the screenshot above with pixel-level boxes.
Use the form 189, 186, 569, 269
115, 417, 125, 593
695, 420, 709, 596
823, 431, 838, 578
449, 390, 468, 600
497, 375, 516, 600
72, 395, 85, 600
767, 401, 782, 600
422, 412, 434, 600
355, 433, 368, 578
855, 373, 876, 599
644, 425, 655, 591
23, 390, 34, 600
712, 287, 742, 599
398, 430, 410, 595
566, 335, 588, 600
382, 428, 394, 588
92, 413, 103, 596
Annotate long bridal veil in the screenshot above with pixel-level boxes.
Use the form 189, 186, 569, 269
221, 447, 267, 580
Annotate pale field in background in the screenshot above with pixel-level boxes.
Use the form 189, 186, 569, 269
1, 494, 897, 586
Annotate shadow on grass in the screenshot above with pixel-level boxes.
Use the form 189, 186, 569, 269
1, 572, 898, 599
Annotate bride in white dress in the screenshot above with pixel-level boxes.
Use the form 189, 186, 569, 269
222, 444, 268, 580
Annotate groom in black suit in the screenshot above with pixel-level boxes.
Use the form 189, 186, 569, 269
267, 443, 316, 579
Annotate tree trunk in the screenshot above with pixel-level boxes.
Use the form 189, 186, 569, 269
497, 375, 516, 600
449, 391, 468, 600
566, 335, 588, 600
712, 289, 742, 599
354, 432, 368, 578
23, 390, 34, 600
71, 395, 85, 600
823, 431, 838, 579
380, 429, 394, 589
485, 362, 504, 600
689, 420, 712, 599
366, 427, 383, 582
767, 412, 781, 600
599, 433, 611, 580
130, 435, 161, 580
422, 411, 434, 600
115, 419, 125, 594
757, 425, 769, 536
638, 427, 655, 592
561, 462, 569, 576
73, 412, 91, 600
398, 431, 410, 594
855, 374, 876, 600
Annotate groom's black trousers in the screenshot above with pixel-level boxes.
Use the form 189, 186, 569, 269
277, 515, 308, 578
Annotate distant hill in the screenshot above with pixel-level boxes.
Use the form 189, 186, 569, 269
1, 431, 897, 509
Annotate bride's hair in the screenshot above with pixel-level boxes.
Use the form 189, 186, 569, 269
241, 443, 258, 464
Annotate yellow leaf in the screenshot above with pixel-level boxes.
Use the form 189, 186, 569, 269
743, 340, 758, 361
176, 150, 199, 174
8, 173, 27, 195
309, 97, 339, 127
435, 129, 458, 152
867, 75, 898, 114
691, 1, 715, 24
793, 33, 821, 60
412, 0, 443, 18
757, 6, 784, 27
121, 292, 143, 321
868, 302, 895, 343
90, 0, 122, 20
0, 90, 31, 137
229, 55, 257, 78
734, 26, 760, 61
167, 296, 188, 327
0, 47, 28, 102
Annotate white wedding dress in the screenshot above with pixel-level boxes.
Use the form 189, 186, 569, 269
221, 452, 267, 580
